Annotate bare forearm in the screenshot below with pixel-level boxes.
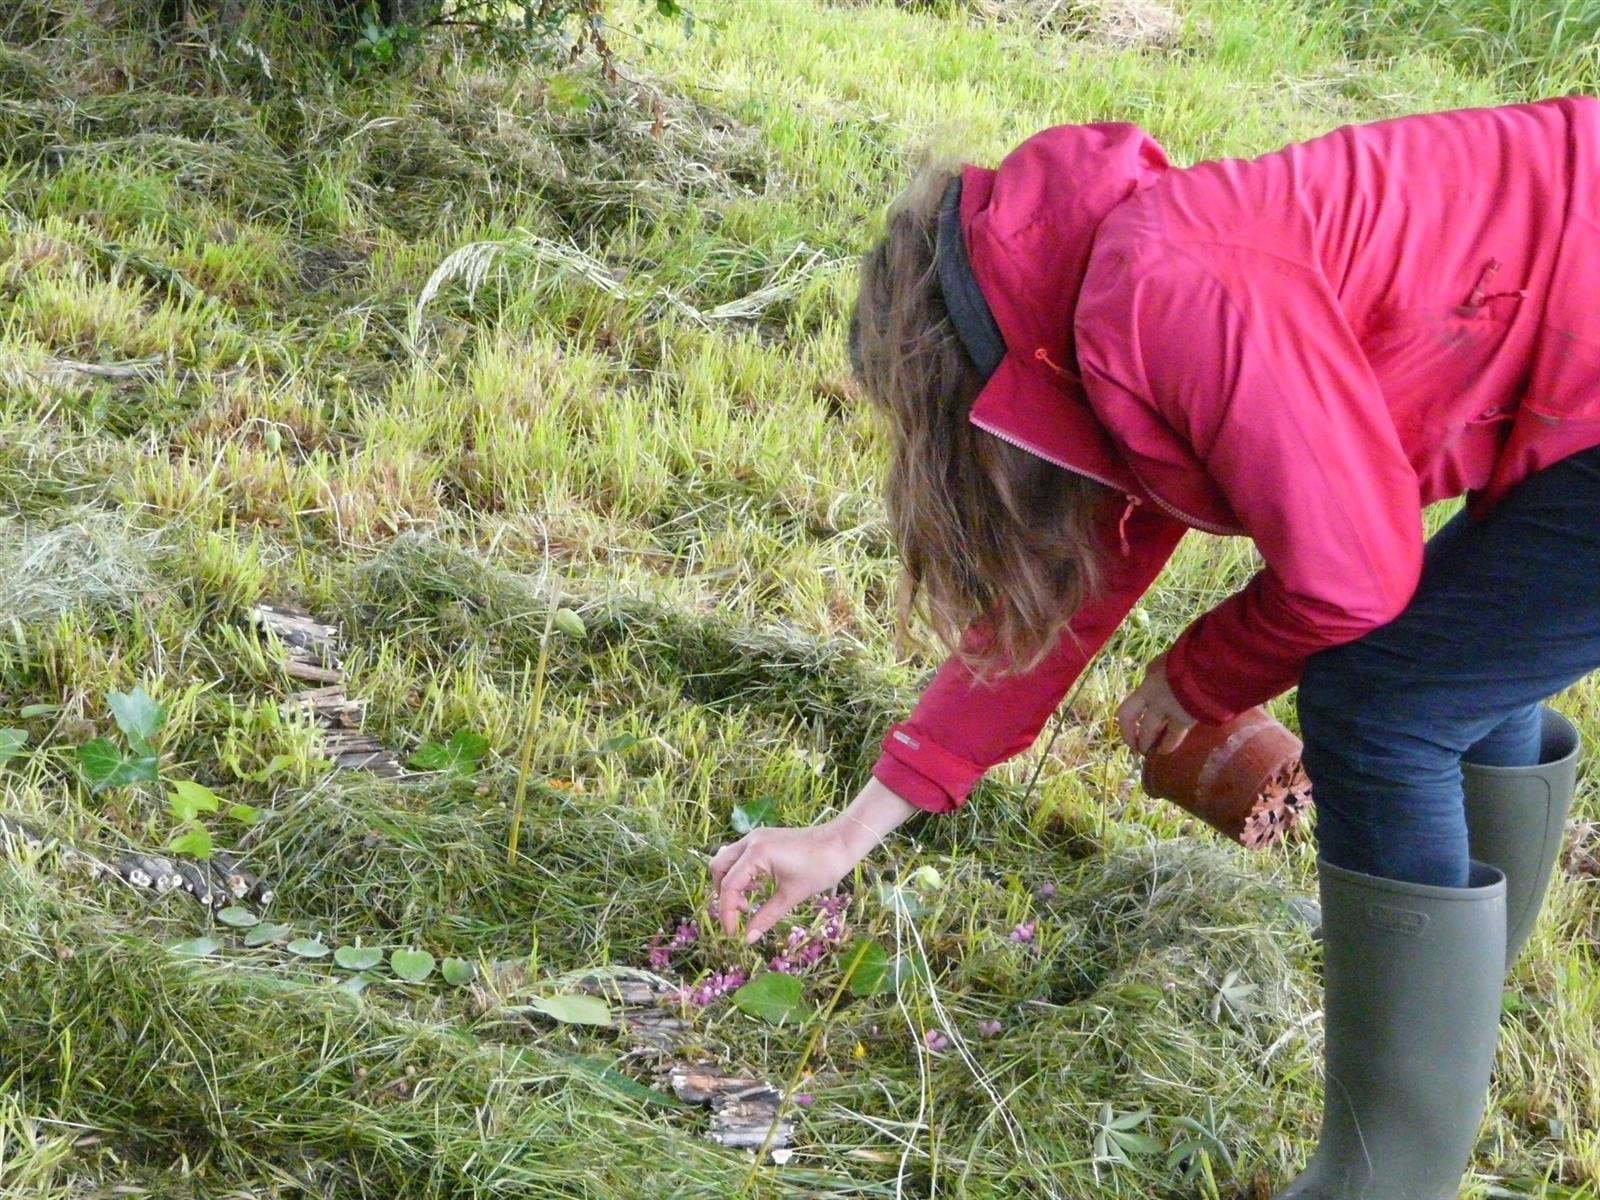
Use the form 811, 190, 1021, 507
827, 776, 919, 858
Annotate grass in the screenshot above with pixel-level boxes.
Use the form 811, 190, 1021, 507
0, 0, 1597, 1196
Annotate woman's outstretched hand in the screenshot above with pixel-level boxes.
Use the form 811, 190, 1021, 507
709, 777, 917, 944
1116, 652, 1197, 755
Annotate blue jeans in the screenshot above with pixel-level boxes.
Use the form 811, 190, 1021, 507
1297, 445, 1600, 887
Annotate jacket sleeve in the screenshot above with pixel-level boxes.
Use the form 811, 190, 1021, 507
872, 498, 1185, 813
1115, 247, 1425, 722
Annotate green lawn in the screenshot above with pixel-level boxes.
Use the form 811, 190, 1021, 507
1, 1, 1597, 1196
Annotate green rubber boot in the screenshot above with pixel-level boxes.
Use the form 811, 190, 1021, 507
1462, 706, 1581, 966
1278, 860, 1506, 1199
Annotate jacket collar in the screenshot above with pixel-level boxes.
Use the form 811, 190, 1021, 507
952, 123, 1168, 496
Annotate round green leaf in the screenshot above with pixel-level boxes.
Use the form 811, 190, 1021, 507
525, 993, 612, 1026
286, 937, 331, 959
334, 946, 385, 971
441, 956, 475, 986
390, 948, 435, 982
732, 972, 808, 1025
169, 935, 221, 957
244, 922, 291, 948
216, 906, 259, 928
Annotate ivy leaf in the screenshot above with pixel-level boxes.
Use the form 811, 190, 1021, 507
216, 906, 259, 928
286, 937, 331, 959
846, 939, 892, 997
334, 946, 385, 971
731, 796, 777, 836
0, 728, 27, 766
732, 972, 808, 1025
79, 740, 158, 792
595, 733, 640, 756
227, 803, 265, 826
889, 948, 932, 990
108, 687, 165, 752
117, 752, 161, 787
76, 739, 127, 792
167, 825, 213, 859
389, 948, 435, 982
441, 956, 475, 986
524, 993, 612, 1026
168, 780, 222, 822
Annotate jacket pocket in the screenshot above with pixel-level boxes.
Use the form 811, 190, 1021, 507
1361, 300, 1528, 447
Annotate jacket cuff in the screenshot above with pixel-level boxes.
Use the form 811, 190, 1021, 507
871, 724, 986, 815
1164, 634, 1242, 725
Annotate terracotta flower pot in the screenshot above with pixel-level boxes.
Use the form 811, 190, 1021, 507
1141, 707, 1313, 850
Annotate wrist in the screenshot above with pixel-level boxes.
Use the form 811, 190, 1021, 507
830, 778, 917, 857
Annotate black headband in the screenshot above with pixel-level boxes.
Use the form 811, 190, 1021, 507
936, 177, 1006, 381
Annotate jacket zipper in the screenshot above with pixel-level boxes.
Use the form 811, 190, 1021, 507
970, 412, 1243, 539
1126, 468, 1242, 536
969, 412, 1127, 493
978, 346, 1245, 540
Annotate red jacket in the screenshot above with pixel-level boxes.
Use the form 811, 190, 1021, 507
874, 99, 1600, 814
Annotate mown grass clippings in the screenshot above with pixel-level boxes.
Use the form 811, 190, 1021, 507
1, 0, 1596, 1197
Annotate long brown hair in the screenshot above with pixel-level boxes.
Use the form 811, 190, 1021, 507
851, 164, 1108, 676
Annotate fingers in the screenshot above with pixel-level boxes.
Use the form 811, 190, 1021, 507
707, 837, 747, 889
716, 850, 763, 937
1154, 719, 1191, 756
1115, 693, 1143, 751
1136, 712, 1167, 756
743, 888, 799, 944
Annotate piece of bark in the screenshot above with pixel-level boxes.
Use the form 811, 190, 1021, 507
575, 974, 690, 1056
115, 852, 185, 893
174, 859, 225, 909
709, 1085, 793, 1152
250, 603, 343, 682
665, 1063, 794, 1155
3, 812, 276, 911
285, 687, 405, 778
